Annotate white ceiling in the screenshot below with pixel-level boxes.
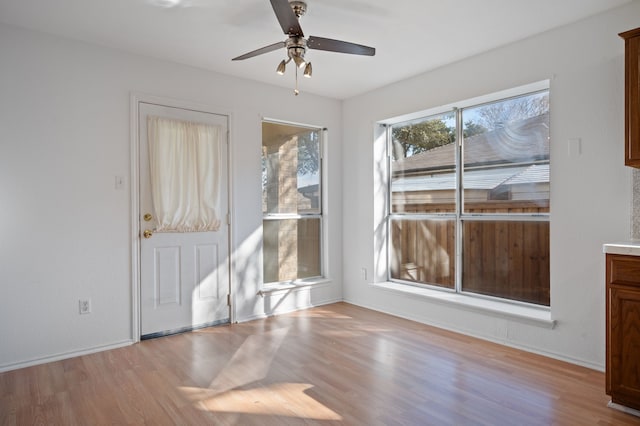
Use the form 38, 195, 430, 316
0, 0, 632, 99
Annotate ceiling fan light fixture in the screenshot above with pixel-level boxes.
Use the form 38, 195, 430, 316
303, 62, 312, 78
292, 54, 305, 69
276, 59, 287, 75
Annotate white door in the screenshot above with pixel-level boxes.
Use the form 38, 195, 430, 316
139, 101, 229, 337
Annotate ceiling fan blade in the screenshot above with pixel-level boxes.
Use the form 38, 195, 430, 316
270, 0, 303, 36
308, 36, 375, 56
232, 41, 285, 61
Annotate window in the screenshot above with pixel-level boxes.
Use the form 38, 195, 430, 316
262, 120, 323, 284
387, 88, 550, 306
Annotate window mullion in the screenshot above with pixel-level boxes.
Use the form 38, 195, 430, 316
455, 107, 463, 294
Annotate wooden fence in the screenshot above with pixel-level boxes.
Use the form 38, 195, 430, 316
390, 200, 550, 306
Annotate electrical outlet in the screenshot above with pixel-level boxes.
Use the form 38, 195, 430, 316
79, 299, 91, 315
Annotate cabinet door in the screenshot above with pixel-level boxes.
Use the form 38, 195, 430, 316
609, 284, 640, 409
620, 29, 640, 167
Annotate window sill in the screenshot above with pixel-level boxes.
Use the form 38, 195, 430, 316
258, 278, 332, 296
371, 281, 555, 329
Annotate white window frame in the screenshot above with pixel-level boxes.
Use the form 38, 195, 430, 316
261, 119, 326, 288
380, 81, 551, 308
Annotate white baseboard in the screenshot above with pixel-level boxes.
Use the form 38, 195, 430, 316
343, 298, 604, 372
0, 340, 134, 373
0, 296, 341, 372
237, 297, 343, 323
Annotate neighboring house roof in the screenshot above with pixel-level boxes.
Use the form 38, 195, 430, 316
392, 164, 550, 193
501, 163, 549, 186
299, 184, 319, 195
393, 112, 550, 174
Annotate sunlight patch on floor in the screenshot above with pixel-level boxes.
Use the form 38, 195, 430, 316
321, 326, 393, 338
176, 386, 217, 402
197, 382, 343, 420
289, 310, 353, 319
175, 325, 342, 421
206, 326, 289, 393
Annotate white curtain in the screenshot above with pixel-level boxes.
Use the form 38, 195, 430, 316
147, 116, 221, 232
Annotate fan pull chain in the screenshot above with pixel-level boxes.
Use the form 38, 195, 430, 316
294, 65, 299, 96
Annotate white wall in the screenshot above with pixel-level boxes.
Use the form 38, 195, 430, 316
2, 3, 637, 373
0, 23, 343, 371
342, 2, 639, 370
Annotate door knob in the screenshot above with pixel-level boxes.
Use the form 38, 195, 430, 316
143, 213, 153, 222
143, 229, 153, 239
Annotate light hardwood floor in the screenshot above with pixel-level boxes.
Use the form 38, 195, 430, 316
1, 302, 638, 425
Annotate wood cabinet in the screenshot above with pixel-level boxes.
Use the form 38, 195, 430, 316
619, 28, 640, 167
606, 254, 640, 411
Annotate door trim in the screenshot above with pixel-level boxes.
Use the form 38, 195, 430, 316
130, 93, 233, 342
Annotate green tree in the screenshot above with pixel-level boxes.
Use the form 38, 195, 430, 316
392, 118, 454, 160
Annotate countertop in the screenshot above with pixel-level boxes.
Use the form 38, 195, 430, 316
603, 241, 640, 256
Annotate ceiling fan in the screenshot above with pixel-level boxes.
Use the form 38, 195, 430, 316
232, 0, 376, 95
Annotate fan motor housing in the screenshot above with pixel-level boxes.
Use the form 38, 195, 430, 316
286, 36, 307, 59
